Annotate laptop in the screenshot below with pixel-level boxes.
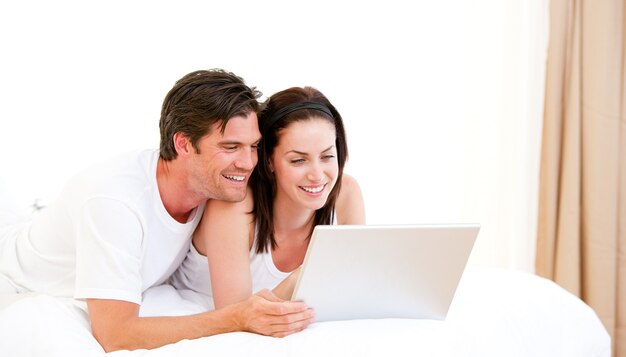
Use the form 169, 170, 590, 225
290, 224, 479, 322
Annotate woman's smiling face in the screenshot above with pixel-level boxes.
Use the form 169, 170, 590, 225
271, 117, 338, 211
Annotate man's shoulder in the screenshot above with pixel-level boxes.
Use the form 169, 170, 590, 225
64, 150, 159, 205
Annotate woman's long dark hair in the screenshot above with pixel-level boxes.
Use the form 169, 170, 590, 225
252, 87, 348, 253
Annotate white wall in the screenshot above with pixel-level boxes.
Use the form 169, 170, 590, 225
0, 0, 548, 271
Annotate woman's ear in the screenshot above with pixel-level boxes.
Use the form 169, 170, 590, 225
173, 132, 193, 157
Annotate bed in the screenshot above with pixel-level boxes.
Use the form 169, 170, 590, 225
0, 267, 610, 357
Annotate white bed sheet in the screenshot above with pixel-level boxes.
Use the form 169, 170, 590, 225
0, 268, 610, 357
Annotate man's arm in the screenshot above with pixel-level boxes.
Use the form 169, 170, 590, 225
88, 289, 314, 352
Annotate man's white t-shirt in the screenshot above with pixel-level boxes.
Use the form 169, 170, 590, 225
0, 150, 205, 304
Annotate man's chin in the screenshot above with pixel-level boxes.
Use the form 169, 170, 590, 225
217, 190, 247, 203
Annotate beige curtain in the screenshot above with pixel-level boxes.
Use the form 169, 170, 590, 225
536, 0, 626, 355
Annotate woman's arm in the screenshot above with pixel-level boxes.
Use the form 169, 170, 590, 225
336, 174, 366, 225
194, 188, 256, 309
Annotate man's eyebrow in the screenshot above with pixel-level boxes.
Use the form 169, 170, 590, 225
218, 140, 242, 146
218, 137, 262, 146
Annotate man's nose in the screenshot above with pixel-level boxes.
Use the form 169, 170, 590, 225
235, 147, 256, 170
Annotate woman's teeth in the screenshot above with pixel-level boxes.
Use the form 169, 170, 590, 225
300, 185, 324, 193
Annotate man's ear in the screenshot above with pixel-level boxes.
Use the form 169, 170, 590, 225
173, 132, 193, 157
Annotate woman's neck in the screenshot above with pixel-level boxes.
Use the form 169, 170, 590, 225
272, 194, 315, 240
270, 193, 315, 272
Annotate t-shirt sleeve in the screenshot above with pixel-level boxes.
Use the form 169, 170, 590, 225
74, 197, 144, 304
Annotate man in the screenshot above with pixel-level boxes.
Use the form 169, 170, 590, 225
0, 69, 314, 351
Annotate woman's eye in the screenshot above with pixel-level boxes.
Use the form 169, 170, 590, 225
322, 154, 336, 160
291, 159, 305, 164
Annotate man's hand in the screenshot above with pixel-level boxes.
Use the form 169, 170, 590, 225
232, 289, 314, 337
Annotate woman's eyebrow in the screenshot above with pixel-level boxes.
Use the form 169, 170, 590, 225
286, 150, 309, 156
286, 145, 335, 156
321, 145, 336, 153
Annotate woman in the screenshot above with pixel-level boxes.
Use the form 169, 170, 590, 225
173, 86, 365, 309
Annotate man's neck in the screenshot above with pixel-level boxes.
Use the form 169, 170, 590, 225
156, 157, 203, 223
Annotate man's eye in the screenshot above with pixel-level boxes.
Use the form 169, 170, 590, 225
224, 146, 237, 151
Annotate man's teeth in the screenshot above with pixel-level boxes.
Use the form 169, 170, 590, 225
300, 185, 324, 193
224, 174, 245, 182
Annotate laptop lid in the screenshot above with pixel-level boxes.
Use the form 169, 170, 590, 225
290, 224, 479, 322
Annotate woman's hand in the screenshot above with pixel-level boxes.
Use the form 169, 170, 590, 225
231, 288, 314, 337
272, 266, 302, 301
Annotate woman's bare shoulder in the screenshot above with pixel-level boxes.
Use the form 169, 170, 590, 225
339, 174, 361, 198
336, 173, 366, 224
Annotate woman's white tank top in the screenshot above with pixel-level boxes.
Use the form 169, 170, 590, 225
170, 228, 290, 299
